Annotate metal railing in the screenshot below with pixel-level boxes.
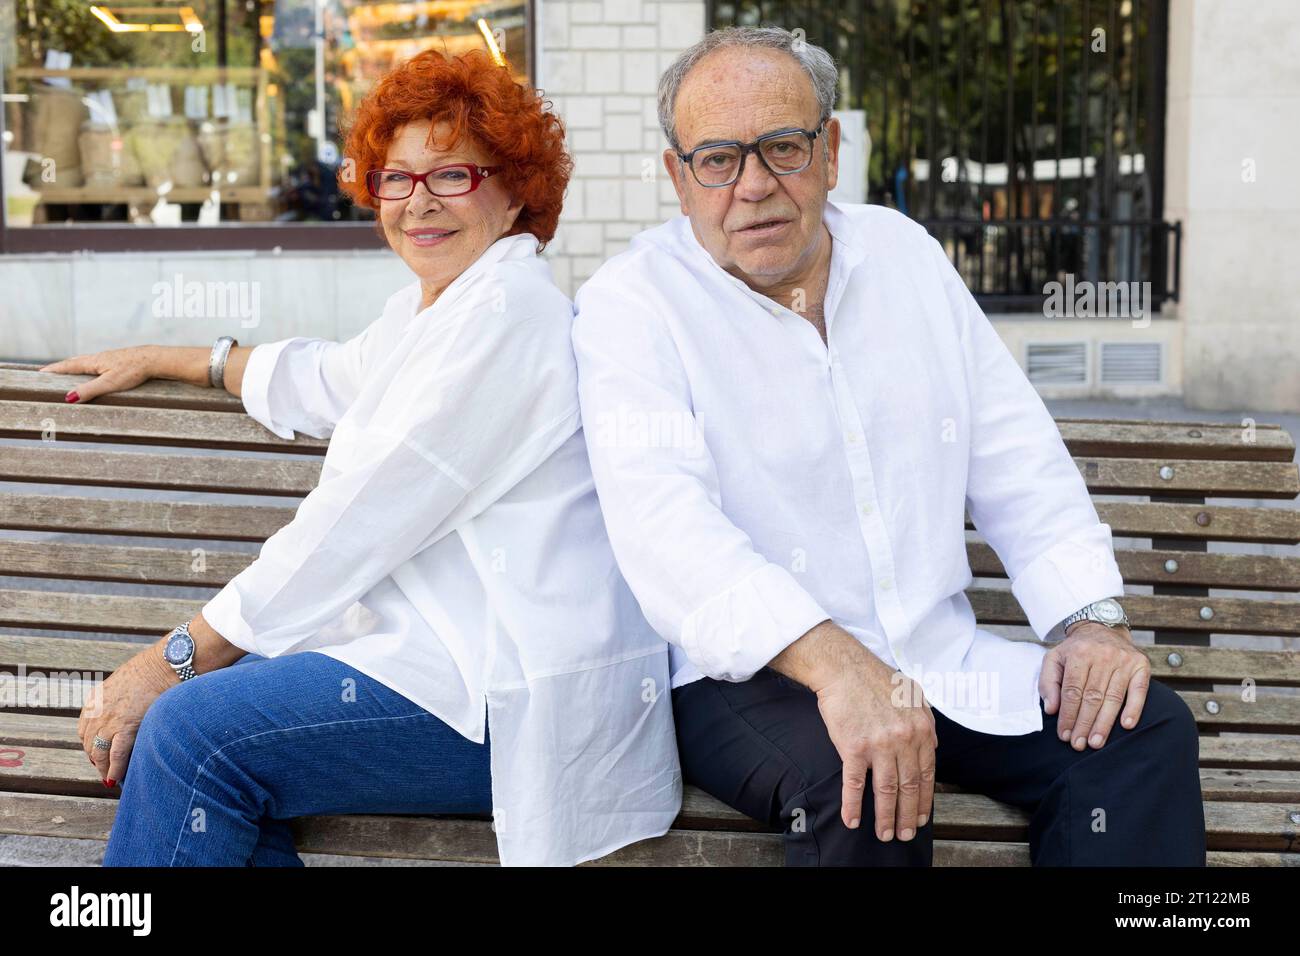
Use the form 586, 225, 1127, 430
710, 0, 1180, 312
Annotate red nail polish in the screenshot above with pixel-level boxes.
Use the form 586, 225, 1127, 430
65, 391, 79, 403
106, 779, 116, 788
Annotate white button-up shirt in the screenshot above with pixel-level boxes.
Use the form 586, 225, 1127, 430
571, 201, 1125, 736
202, 233, 681, 865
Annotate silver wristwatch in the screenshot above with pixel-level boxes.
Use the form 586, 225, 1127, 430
162, 621, 198, 681
209, 335, 238, 388
1062, 597, 1130, 634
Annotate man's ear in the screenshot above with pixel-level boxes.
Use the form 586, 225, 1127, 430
662, 148, 689, 215
824, 116, 841, 193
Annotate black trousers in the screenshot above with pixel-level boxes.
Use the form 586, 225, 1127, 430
672, 667, 1206, 866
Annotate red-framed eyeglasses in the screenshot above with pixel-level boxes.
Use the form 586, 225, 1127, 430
365, 163, 504, 200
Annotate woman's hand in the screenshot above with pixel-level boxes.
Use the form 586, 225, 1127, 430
40, 346, 161, 404
78, 645, 176, 788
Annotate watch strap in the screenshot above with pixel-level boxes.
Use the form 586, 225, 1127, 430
1063, 599, 1129, 632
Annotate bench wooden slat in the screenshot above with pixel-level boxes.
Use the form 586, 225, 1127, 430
969, 588, 1300, 637
7, 695, 1300, 768
0, 494, 294, 541
1174, 691, 1300, 734
0, 446, 317, 495
0, 791, 1287, 866
1142, 645, 1300, 686
5, 495, 1295, 547
3, 752, 1296, 843
5, 664, 1296, 736
0, 745, 110, 797
0, 399, 328, 453
2, 761, 1292, 853
0, 713, 88, 748
1092, 501, 1300, 545
5, 634, 1300, 690
0, 540, 253, 587
0, 366, 245, 412
1107, 548, 1300, 591
9, 538, 1294, 596
1056, 420, 1295, 462
1198, 736, 1300, 770
6, 446, 1297, 499
1072, 457, 1299, 498
0, 589, 206, 635
4, 371, 1290, 461
1195, 769, 1300, 802
0, 635, 145, 672
969, 542, 1300, 592
5, 586, 1297, 639
1059, 416, 1284, 431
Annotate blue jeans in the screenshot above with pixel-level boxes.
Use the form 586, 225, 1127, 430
102, 651, 492, 867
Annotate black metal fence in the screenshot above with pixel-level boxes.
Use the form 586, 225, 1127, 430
708, 0, 1181, 312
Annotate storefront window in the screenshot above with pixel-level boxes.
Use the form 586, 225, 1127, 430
0, 0, 531, 235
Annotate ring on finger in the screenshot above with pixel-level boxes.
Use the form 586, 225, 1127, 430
92, 734, 111, 750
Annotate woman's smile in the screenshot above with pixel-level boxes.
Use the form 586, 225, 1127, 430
404, 226, 459, 247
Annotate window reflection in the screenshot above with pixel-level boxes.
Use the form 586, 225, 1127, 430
1, 0, 531, 228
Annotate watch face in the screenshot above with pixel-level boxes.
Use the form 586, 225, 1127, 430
1093, 600, 1124, 624
164, 632, 194, 665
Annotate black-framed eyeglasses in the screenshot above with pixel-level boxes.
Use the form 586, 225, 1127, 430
365, 163, 503, 201
675, 124, 825, 188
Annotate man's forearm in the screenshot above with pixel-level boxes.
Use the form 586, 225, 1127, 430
769, 619, 890, 695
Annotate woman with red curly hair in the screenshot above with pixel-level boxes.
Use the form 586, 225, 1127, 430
42, 50, 681, 867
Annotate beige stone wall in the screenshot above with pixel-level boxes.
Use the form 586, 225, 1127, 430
1164, 0, 1300, 413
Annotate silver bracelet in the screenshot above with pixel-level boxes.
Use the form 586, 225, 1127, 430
208, 336, 237, 388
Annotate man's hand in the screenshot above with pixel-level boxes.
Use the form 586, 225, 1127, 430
772, 621, 937, 843
815, 660, 937, 842
1039, 621, 1150, 751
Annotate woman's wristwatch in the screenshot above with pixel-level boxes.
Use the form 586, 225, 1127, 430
1062, 597, 1130, 634
209, 336, 238, 389
162, 621, 198, 681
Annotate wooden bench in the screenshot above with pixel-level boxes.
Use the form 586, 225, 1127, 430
1, 363, 1298, 866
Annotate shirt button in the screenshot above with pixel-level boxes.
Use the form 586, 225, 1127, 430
880, 577, 895, 591
859, 503, 873, 517
845, 431, 862, 444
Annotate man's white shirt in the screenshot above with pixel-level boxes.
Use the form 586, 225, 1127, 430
572, 201, 1125, 736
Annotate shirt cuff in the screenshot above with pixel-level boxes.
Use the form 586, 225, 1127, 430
201, 583, 260, 657
1010, 523, 1126, 639
679, 563, 830, 682
240, 340, 296, 440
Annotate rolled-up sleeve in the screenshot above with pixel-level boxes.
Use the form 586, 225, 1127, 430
240, 330, 371, 440
573, 282, 829, 682
204, 275, 579, 658
931, 237, 1125, 638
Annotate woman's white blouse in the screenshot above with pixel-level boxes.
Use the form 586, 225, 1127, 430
571, 201, 1126, 737
201, 232, 681, 865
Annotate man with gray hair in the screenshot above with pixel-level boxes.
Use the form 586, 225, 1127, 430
571, 26, 1205, 866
